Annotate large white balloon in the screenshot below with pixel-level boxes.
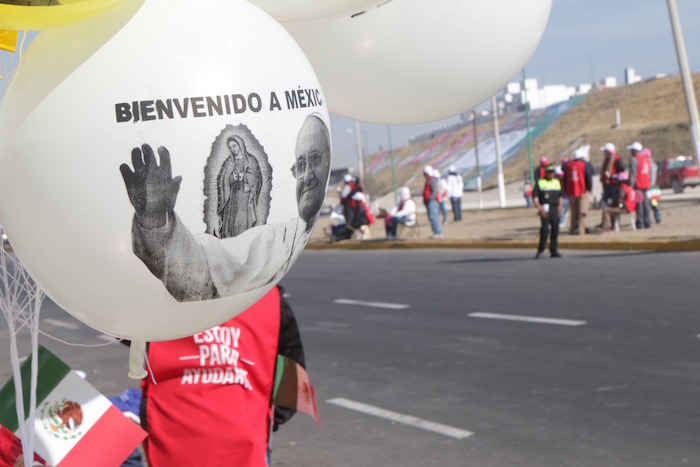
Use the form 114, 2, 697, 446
0, 0, 331, 341
247, 0, 385, 22
284, 0, 552, 124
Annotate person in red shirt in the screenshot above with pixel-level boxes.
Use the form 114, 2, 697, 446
536, 157, 549, 180
138, 285, 306, 467
627, 142, 653, 229
601, 173, 637, 232
562, 149, 592, 235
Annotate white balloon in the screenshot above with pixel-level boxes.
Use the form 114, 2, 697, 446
247, 0, 385, 22
284, 0, 552, 124
0, 0, 331, 341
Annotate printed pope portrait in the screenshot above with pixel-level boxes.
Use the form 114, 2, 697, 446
119, 114, 331, 303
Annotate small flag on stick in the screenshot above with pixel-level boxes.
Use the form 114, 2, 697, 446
0, 346, 147, 467
272, 355, 320, 426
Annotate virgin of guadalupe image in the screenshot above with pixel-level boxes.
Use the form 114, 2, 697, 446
216, 135, 262, 238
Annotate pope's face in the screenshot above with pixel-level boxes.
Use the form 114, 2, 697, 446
293, 116, 331, 221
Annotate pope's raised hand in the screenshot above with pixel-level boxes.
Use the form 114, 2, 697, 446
120, 144, 182, 229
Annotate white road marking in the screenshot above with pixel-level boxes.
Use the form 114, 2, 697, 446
334, 299, 409, 310
469, 312, 586, 327
43, 318, 79, 330
327, 398, 473, 440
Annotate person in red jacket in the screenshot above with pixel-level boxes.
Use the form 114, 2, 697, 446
536, 157, 549, 180
601, 173, 637, 232
139, 285, 306, 467
627, 142, 652, 229
562, 149, 592, 235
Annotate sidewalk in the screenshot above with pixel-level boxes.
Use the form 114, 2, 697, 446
309, 184, 700, 252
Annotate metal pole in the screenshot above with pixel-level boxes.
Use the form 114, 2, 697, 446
667, 0, 700, 160
523, 69, 535, 187
472, 110, 483, 209
387, 125, 398, 205
491, 96, 506, 208
354, 120, 365, 180
586, 54, 596, 87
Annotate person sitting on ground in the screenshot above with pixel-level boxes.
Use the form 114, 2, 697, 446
383, 187, 417, 240
332, 192, 374, 241
339, 174, 363, 225
600, 172, 637, 232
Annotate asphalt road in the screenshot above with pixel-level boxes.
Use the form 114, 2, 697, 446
271, 249, 700, 467
2, 249, 699, 466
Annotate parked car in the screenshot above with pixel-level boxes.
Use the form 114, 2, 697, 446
657, 155, 700, 193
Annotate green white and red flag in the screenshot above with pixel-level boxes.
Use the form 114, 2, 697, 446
0, 345, 147, 467
272, 355, 320, 426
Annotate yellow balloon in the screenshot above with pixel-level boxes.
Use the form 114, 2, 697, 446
0, 0, 127, 30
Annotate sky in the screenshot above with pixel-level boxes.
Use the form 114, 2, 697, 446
331, 0, 700, 170
2, 1, 700, 171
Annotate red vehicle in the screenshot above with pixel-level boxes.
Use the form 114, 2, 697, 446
657, 155, 700, 193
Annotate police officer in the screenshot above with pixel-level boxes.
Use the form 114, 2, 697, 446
532, 164, 563, 259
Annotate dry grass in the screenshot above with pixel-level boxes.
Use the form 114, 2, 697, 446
359, 74, 700, 197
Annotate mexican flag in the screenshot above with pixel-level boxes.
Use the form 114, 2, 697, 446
272, 355, 320, 426
0, 346, 146, 467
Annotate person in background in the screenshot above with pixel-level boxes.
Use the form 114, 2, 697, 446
422, 165, 443, 239
445, 166, 464, 221
648, 148, 661, 224
536, 156, 550, 180
382, 186, 417, 240
137, 285, 307, 467
556, 158, 569, 229
600, 172, 637, 232
563, 149, 592, 235
627, 142, 652, 229
339, 174, 362, 225
599, 143, 624, 205
532, 165, 562, 259
437, 173, 449, 225
523, 179, 533, 208
331, 191, 373, 241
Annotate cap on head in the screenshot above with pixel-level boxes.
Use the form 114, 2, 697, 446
626, 142, 643, 152
573, 149, 585, 160
600, 142, 615, 153
344, 174, 353, 183
545, 164, 555, 172
398, 186, 411, 200
423, 165, 434, 176
540, 157, 549, 165
448, 165, 457, 173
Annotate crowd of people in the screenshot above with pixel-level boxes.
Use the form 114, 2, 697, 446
326, 164, 465, 242
530, 140, 661, 258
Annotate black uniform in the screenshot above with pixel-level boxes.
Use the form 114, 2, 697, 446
533, 177, 563, 256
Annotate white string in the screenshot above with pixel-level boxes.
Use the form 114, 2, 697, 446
0, 247, 45, 467
37, 330, 123, 348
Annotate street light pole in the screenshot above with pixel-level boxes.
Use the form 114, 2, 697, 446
491, 96, 506, 208
667, 0, 700, 160
586, 54, 596, 87
354, 120, 364, 180
523, 69, 534, 187
472, 110, 483, 209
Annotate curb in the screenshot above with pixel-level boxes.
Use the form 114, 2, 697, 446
305, 238, 700, 252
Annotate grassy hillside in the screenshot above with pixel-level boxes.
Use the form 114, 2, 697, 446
358, 73, 700, 198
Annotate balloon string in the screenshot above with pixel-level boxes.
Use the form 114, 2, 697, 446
35, 329, 123, 348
